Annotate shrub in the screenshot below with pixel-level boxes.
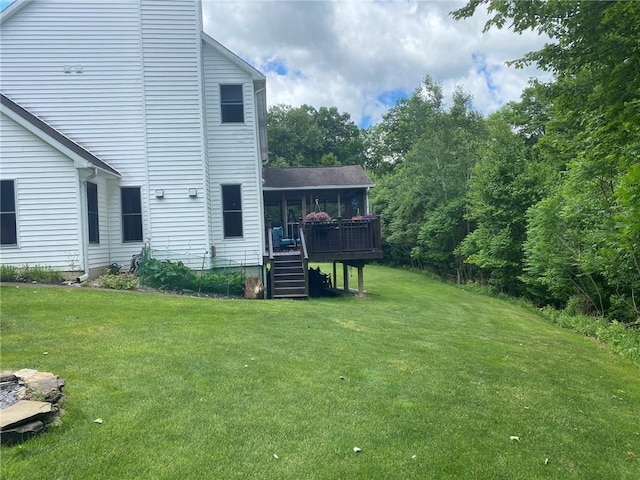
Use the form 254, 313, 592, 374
138, 258, 197, 292
197, 271, 244, 296
97, 274, 138, 290
0, 264, 63, 284
137, 254, 245, 296
541, 307, 640, 364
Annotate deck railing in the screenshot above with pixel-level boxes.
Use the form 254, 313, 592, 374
301, 217, 382, 255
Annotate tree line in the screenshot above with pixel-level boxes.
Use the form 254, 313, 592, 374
266, 0, 639, 324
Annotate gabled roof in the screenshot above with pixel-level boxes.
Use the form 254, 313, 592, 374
201, 32, 265, 82
1, 94, 121, 177
201, 32, 268, 163
262, 165, 374, 191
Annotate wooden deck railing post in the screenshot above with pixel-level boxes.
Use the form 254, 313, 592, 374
300, 229, 309, 296
267, 227, 275, 298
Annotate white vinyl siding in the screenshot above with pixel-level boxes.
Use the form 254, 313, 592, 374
0, 114, 80, 269
203, 42, 264, 266
141, 0, 208, 263
1, 0, 264, 272
0, 0, 147, 177
0, 0, 148, 266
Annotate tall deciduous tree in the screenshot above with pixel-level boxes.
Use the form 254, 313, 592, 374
370, 81, 485, 279
454, 0, 640, 320
266, 104, 364, 167
363, 76, 443, 171
458, 109, 542, 295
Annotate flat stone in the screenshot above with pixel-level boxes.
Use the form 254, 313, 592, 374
4, 419, 45, 435
0, 400, 52, 430
14, 368, 38, 381
1, 419, 46, 445
24, 372, 64, 401
0, 371, 17, 383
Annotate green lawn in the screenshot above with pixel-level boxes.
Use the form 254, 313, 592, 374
1, 265, 638, 479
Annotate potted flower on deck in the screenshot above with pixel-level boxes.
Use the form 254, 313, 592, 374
305, 211, 331, 223
303, 211, 334, 251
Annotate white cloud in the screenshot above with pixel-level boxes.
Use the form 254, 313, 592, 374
203, 0, 551, 127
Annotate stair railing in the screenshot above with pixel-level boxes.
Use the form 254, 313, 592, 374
299, 229, 309, 296
268, 227, 275, 297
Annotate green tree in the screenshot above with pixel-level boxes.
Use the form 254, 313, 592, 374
455, 0, 640, 320
458, 110, 542, 295
370, 82, 485, 279
266, 104, 364, 167
316, 106, 365, 165
363, 76, 443, 171
267, 104, 323, 166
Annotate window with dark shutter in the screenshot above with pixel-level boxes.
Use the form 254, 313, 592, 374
87, 182, 99, 244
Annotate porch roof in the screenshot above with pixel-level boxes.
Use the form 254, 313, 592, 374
262, 165, 374, 191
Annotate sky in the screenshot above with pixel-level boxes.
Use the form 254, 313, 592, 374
202, 0, 551, 128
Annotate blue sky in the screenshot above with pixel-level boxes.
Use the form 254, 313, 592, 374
1, 0, 547, 129
0, 0, 16, 11
203, 0, 549, 128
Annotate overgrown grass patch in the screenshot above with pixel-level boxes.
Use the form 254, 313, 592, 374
540, 306, 640, 364
1, 266, 639, 479
94, 273, 139, 290
0, 264, 63, 284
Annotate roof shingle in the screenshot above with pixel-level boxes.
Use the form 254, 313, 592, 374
263, 165, 374, 190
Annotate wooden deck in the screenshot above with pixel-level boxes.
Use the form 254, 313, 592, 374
302, 217, 382, 262
266, 218, 383, 298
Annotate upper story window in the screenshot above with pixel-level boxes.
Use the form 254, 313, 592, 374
121, 187, 143, 243
0, 179, 17, 246
220, 84, 244, 123
87, 182, 99, 244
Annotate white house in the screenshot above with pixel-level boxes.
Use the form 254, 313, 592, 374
0, 0, 268, 280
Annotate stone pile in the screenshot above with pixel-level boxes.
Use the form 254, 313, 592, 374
0, 369, 66, 445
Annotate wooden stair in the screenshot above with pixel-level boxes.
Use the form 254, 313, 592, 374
271, 256, 308, 299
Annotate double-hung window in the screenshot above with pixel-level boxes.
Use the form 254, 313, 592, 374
0, 180, 17, 246
87, 182, 99, 244
220, 84, 244, 123
222, 185, 243, 238
121, 187, 143, 242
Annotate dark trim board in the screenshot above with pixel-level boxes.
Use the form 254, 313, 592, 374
308, 252, 383, 263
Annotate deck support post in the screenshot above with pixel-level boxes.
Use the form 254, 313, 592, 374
332, 261, 337, 289
357, 265, 364, 297
343, 263, 349, 292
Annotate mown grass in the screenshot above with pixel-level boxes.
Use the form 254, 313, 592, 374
1, 265, 638, 479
